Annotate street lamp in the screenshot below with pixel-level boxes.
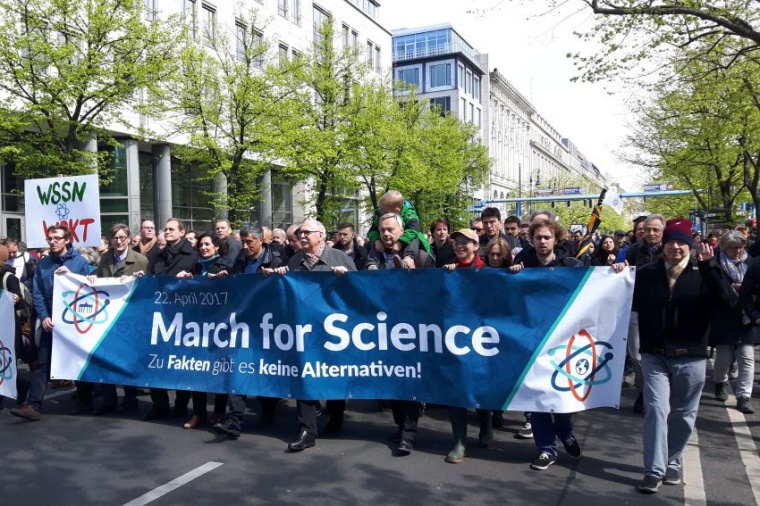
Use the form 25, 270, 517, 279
528, 169, 541, 214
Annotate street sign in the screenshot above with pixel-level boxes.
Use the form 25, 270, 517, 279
643, 183, 674, 192
533, 189, 555, 197
562, 187, 583, 195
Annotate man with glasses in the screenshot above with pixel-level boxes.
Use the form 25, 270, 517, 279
614, 214, 666, 414
267, 218, 356, 452
10, 225, 90, 421
85, 224, 149, 415
470, 218, 484, 237
134, 219, 160, 265
479, 208, 519, 258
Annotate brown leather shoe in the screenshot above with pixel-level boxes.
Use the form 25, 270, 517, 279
10, 404, 41, 421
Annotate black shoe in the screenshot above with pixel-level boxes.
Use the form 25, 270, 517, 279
324, 415, 344, 434
562, 435, 582, 458
69, 402, 92, 415
142, 406, 169, 421
492, 411, 504, 428
213, 420, 241, 439
633, 392, 644, 414
715, 382, 729, 402
168, 405, 188, 418
288, 430, 316, 451
638, 475, 662, 494
396, 439, 413, 456
118, 398, 139, 413
737, 396, 755, 414
255, 413, 274, 428
91, 404, 117, 416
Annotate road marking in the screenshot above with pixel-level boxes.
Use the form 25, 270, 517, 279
122, 461, 223, 506
724, 387, 760, 504
683, 428, 706, 506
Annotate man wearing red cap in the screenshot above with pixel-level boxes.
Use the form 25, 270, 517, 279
630, 218, 735, 493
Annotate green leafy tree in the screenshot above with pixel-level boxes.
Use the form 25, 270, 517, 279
0, 0, 178, 177
168, 7, 301, 225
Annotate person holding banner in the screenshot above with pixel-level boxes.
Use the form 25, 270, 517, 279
142, 218, 199, 422
366, 213, 433, 456
516, 218, 584, 471
174, 232, 231, 430
267, 218, 356, 452
0, 243, 31, 411
10, 225, 90, 422
212, 224, 286, 439
439, 228, 494, 464
85, 224, 149, 415
631, 218, 734, 493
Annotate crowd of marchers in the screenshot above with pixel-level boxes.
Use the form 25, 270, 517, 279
1, 191, 757, 494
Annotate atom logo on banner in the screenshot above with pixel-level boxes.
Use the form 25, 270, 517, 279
0, 337, 13, 386
547, 329, 614, 402
60, 283, 111, 335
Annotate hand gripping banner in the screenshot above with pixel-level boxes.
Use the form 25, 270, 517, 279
51, 268, 634, 412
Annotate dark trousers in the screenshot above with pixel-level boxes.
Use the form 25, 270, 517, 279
226, 395, 277, 429
391, 400, 420, 442
297, 399, 345, 435
27, 329, 52, 411
149, 388, 170, 411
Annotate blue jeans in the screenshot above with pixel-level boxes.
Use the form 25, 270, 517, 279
530, 411, 574, 456
27, 329, 52, 411
641, 354, 706, 478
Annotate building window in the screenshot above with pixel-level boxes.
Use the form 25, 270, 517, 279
235, 21, 246, 61
291, 0, 301, 25
473, 76, 481, 101
278, 0, 288, 18
252, 30, 264, 68
430, 97, 450, 115
313, 6, 330, 44
144, 0, 156, 21
184, 0, 197, 40
374, 46, 381, 73
461, 98, 467, 121
351, 30, 358, 48
279, 43, 289, 66
429, 62, 452, 88
342, 24, 349, 48
465, 69, 472, 95
469, 103, 474, 124
396, 67, 420, 88
457, 63, 464, 89
201, 3, 216, 46
366, 41, 373, 65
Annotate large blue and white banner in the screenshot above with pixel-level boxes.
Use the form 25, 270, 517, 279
50, 268, 634, 412
0, 289, 18, 400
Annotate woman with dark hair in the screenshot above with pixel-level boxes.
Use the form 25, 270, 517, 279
484, 236, 513, 268
591, 235, 618, 266
176, 232, 230, 429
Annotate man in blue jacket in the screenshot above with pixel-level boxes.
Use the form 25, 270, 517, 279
11, 225, 90, 421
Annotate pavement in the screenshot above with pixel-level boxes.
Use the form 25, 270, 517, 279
2, 367, 760, 506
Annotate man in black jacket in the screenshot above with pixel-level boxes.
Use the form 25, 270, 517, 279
629, 218, 733, 493
333, 223, 368, 271
143, 218, 199, 421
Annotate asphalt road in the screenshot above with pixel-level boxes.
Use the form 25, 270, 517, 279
2, 368, 759, 506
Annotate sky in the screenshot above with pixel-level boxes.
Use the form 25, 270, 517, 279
380, 0, 640, 191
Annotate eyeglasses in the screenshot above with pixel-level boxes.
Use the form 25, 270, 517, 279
298, 230, 321, 237
46, 236, 65, 242
112, 235, 129, 242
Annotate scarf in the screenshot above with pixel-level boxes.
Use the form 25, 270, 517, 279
457, 255, 485, 269
197, 254, 220, 276
304, 244, 325, 269
719, 249, 748, 284
139, 238, 157, 255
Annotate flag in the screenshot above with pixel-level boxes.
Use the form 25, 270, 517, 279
576, 189, 607, 259
605, 189, 624, 215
